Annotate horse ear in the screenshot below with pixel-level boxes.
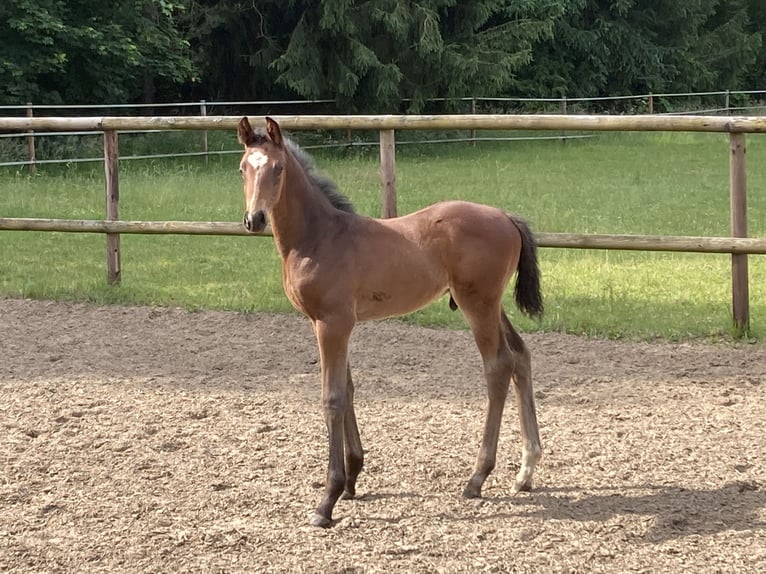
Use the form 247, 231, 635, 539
265, 117, 283, 147
237, 117, 255, 145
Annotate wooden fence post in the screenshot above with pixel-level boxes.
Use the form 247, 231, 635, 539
26, 102, 36, 175
729, 132, 749, 332
200, 100, 208, 163
104, 130, 121, 284
379, 129, 397, 218
560, 95, 567, 142
471, 96, 477, 147
648, 93, 654, 114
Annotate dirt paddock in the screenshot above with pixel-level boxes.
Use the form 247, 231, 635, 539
1, 298, 765, 573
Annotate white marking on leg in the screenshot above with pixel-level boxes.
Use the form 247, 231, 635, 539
515, 443, 542, 491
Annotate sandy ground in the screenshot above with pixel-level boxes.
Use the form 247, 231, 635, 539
1, 298, 765, 573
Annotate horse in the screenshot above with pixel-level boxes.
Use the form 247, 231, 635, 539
237, 116, 544, 528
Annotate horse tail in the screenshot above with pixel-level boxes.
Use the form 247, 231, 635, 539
508, 214, 544, 319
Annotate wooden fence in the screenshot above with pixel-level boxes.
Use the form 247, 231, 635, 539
1, 113, 764, 331
10, 91, 763, 170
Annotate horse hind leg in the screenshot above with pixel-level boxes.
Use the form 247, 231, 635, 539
501, 311, 542, 492
458, 300, 515, 499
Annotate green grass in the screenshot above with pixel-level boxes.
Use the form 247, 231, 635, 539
1, 131, 765, 341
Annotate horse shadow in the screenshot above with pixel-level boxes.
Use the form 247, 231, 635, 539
464, 480, 765, 543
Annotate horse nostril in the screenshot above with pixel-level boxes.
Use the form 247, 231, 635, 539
254, 210, 266, 228
243, 210, 266, 233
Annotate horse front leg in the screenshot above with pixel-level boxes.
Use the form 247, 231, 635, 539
310, 318, 353, 528
341, 363, 364, 499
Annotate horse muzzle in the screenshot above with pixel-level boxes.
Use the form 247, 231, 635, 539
243, 210, 267, 233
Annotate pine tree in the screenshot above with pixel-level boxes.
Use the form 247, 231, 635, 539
273, 1, 563, 112
514, 0, 761, 102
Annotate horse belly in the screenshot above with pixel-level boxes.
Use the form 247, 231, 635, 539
354, 268, 447, 321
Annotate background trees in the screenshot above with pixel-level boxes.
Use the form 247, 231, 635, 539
0, 0, 194, 104
1, 0, 764, 110
513, 0, 762, 99
271, 1, 563, 112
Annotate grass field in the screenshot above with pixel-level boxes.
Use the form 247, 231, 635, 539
1, 131, 765, 340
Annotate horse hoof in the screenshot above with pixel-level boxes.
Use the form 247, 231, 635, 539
339, 490, 355, 501
309, 513, 333, 528
462, 485, 482, 499
512, 480, 533, 495
462, 474, 484, 499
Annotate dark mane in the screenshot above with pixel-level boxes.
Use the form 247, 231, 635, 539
285, 139, 356, 214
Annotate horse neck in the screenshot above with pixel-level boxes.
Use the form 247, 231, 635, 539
270, 153, 337, 258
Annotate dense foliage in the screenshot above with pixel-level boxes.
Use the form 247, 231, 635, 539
1, 0, 764, 109
0, 0, 194, 104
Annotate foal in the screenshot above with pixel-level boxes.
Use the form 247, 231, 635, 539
237, 117, 543, 527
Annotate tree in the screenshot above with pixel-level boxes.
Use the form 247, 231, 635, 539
0, 0, 195, 104
742, 0, 766, 90
2, 0, 762, 108
272, 1, 564, 112
179, 0, 298, 101
661, 0, 760, 93
514, 0, 762, 101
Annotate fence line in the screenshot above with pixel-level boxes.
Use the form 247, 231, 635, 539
0, 112, 762, 331
3, 90, 766, 169
3, 217, 766, 254
3, 90, 765, 112
5, 114, 766, 132
4, 112, 766, 171
0, 131, 595, 168
0, 99, 337, 111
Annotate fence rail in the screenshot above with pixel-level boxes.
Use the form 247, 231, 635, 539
3, 89, 764, 112
3, 217, 766, 254
0, 112, 762, 331
4, 113, 766, 133
4, 90, 766, 169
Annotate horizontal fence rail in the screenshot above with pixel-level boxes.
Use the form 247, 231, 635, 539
2, 218, 766, 255
0, 218, 260, 236
4, 114, 766, 133
4, 89, 765, 168
0, 112, 762, 332
535, 233, 766, 255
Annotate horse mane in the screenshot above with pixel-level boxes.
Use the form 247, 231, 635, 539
285, 139, 356, 214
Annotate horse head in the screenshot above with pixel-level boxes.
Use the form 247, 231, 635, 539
237, 116, 286, 233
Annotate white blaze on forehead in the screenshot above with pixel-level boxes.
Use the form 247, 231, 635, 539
245, 150, 269, 214
247, 151, 269, 170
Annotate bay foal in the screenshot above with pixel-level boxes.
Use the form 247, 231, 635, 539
237, 117, 543, 527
